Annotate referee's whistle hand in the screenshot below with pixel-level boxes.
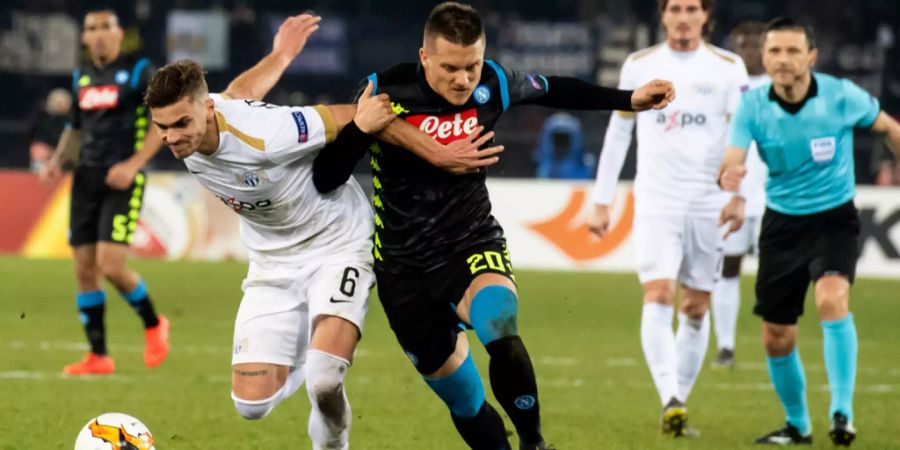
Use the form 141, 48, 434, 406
631, 79, 676, 111
718, 164, 746, 192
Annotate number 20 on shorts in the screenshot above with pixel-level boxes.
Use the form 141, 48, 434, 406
467, 250, 512, 275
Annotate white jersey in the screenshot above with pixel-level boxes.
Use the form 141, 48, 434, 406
741, 74, 771, 216
593, 43, 750, 217
184, 94, 373, 253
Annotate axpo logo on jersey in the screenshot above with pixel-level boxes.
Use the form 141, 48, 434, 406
405, 109, 479, 144
656, 110, 707, 132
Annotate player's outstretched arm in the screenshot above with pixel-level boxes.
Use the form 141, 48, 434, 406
526, 76, 674, 112
717, 146, 749, 192
223, 14, 320, 101
377, 121, 503, 175
871, 111, 900, 159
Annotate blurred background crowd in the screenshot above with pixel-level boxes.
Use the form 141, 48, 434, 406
3, 0, 899, 183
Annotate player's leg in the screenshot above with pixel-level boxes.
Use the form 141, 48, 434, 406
96, 171, 168, 367
304, 259, 373, 450
231, 261, 309, 420
753, 210, 813, 444
455, 244, 548, 450
810, 202, 860, 446
712, 218, 750, 367
65, 166, 114, 375
674, 286, 710, 404
633, 214, 684, 432
378, 270, 510, 450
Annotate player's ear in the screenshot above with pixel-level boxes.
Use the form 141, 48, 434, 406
808, 47, 818, 69
418, 47, 428, 67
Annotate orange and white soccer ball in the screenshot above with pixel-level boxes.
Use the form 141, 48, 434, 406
74, 413, 155, 450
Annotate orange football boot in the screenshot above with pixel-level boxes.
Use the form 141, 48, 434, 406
63, 353, 115, 375
144, 315, 170, 368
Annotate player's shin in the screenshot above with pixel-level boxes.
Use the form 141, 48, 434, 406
77, 290, 107, 355
425, 351, 510, 450
822, 313, 858, 422
711, 276, 740, 352
470, 286, 544, 446
305, 350, 352, 450
675, 311, 710, 401
767, 348, 812, 435
641, 303, 680, 404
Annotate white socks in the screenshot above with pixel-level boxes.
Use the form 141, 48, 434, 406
641, 303, 680, 406
711, 276, 740, 351
305, 349, 352, 450
675, 311, 710, 402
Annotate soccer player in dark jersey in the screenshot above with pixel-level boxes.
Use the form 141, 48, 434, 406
37, 9, 168, 375
313, 3, 675, 449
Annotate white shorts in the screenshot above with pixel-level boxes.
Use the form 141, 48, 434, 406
231, 244, 374, 367
724, 215, 762, 256
633, 213, 724, 292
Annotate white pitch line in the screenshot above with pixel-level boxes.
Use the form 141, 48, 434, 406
6, 341, 371, 358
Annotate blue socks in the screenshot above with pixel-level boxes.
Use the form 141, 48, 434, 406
767, 348, 811, 435
424, 351, 485, 418
469, 285, 518, 345
822, 313, 857, 422
120, 280, 159, 328
76, 290, 107, 355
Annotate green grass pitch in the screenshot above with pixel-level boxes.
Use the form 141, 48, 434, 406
1, 256, 899, 449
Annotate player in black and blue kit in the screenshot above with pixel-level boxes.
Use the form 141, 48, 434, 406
40, 9, 168, 375
314, 3, 674, 449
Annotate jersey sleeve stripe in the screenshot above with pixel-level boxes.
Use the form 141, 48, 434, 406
313, 105, 338, 143
131, 58, 150, 89
72, 69, 80, 93
367, 73, 379, 94
214, 111, 265, 151
484, 60, 509, 111
615, 111, 636, 118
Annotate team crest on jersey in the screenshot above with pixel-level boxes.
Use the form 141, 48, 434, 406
473, 85, 491, 105
291, 111, 309, 143
405, 109, 480, 144
242, 172, 259, 187
78, 85, 120, 110
115, 70, 129, 85
234, 170, 267, 187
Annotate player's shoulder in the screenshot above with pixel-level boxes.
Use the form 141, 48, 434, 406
815, 72, 852, 92
625, 43, 665, 63
702, 43, 741, 66
373, 63, 419, 87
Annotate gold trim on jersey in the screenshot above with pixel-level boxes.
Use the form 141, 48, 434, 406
214, 111, 265, 151
704, 43, 737, 64
615, 111, 636, 118
628, 43, 665, 62
314, 105, 337, 143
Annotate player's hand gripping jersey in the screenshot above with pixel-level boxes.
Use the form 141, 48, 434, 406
184, 95, 373, 252
365, 62, 553, 273
70, 54, 155, 167
594, 44, 749, 216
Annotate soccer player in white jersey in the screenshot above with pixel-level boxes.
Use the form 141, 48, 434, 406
588, 0, 748, 436
142, 14, 497, 449
710, 21, 771, 368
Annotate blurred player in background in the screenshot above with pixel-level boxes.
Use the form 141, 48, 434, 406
145, 14, 492, 449
314, 3, 674, 449
710, 20, 770, 369
38, 8, 168, 376
589, 0, 748, 436
719, 17, 900, 446
29, 88, 72, 172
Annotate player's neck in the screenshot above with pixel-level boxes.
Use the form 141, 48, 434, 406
197, 118, 220, 155
667, 37, 702, 52
91, 49, 121, 68
774, 72, 812, 104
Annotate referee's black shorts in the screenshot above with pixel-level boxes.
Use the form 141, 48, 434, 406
69, 165, 147, 247
754, 201, 860, 325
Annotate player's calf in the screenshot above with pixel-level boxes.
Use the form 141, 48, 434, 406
305, 350, 352, 448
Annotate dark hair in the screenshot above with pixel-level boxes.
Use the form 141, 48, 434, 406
423, 2, 485, 46
765, 17, 817, 49
144, 60, 209, 108
730, 20, 767, 41
657, 0, 716, 36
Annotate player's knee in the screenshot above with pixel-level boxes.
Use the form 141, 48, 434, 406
304, 350, 350, 421
814, 275, 850, 317
721, 256, 742, 278
680, 290, 710, 319
232, 389, 282, 420
469, 285, 518, 345
424, 351, 485, 418
762, 322, 796, 356
642, 281, 675, 305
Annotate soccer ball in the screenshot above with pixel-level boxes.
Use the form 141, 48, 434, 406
74, 413, 155, 450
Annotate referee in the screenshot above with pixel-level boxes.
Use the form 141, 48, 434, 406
719, 17, 900, 446
39, 8, 169, 375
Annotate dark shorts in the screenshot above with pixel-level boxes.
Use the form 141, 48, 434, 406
376, 239, 516, 375
69, 165, 147, 247
754, 201, 859, 325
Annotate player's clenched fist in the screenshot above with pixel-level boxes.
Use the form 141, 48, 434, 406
354, 80, 396, 134
588, 204, 611, 238
718, 164, 747, 192
631, 79, 676, 111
